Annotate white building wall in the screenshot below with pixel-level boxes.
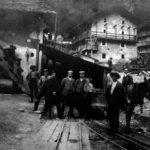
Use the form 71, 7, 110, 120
76, 13, 138, 63
15, 46, 37, 79
91, 14, 136, 36
92, 41, 137, 63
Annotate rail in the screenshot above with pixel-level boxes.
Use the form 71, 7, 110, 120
43, 40, 76, 55
73, 30, 137, 44
80, 120, 127, 150
137, 41, 150, 47
94, 120, 150, 150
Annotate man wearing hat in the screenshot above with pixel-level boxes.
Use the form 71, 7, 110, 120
60, 70, 75, 118
37, 71, 60, 119
74, 70, 87, 118
39, 69, 51, 89
26, 65, 40, 103
106, 71, 127, 132
33, 68, 51, 111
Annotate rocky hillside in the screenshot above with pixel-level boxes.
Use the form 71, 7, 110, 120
0, 0, 150, 35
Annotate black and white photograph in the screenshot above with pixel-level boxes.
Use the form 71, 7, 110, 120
0, 0, 150, 149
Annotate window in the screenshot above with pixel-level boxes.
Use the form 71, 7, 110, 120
102, 53, 106, 59
31, 53, 34, 57
121, 54, 125, 59
121, 43, 125, 48
122, 20, 125, 24
104, 18, 107, 22
102, 41, 106, 45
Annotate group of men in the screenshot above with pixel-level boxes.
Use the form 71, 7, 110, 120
26, 65, 94, 119
106, 68, 133, 132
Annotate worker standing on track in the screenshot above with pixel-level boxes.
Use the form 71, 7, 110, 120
37, 71, 60, 119
33, 68, 51, 111
60, 70, 75, 118
74, 71, 87, 118
106, 71, 127, 132
26, 65, 40, 103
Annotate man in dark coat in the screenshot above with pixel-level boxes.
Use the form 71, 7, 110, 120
122, 68, 134, 101
33, 68, 51, 111
37, 71, 60, 119
106, 71, 127, 132
26, 65, 40, 103
74, 71, 87, 118
60, 70, 75, 118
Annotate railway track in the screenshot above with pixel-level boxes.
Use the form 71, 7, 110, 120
92, 120, 150, 150
43, 118, 85, 150
103, 119, 150, 147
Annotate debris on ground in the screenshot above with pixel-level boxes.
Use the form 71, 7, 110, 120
17, 108, 25, 112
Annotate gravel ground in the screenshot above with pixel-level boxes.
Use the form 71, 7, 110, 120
0, 73, 150, 150
0, 94, 45, 150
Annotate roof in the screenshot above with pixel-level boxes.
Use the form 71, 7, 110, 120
68, 6, 142, 37
138, 21, 150, 31
40, 43, 107, 88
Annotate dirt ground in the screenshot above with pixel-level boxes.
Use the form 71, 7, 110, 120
0, 94, 45, 150
0, 73, 150, 150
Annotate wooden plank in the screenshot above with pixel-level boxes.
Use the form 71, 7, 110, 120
58, 121, 71, 150
81, 123, 91, 150
47, 120, 64, 150
67, 121, 79, 150
23, 120, 52, 150
36, 120, 59, 150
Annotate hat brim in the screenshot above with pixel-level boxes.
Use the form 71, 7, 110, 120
110, 72, 120, 79
30, 65, 36, 69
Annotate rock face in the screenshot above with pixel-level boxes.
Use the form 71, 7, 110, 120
0, 79, 13, 93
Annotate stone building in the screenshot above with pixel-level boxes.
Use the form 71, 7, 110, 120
69, 7, 141, 64
137, 22, 150, 67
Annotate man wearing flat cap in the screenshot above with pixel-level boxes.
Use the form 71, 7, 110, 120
60, 70, 75, 118
74, 70, 87, 118
26, 65, 40, 103
39, 69, 51, 89
33, 68, 51, 111
106, 70, 127, 132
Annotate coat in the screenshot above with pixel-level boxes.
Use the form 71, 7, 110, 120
122, 74, 133, 88
74, 78, 87, 94
60, 77, 75, 96
26, 71, 40, 85
106, 81, 127, 110
38, 77, 60, 102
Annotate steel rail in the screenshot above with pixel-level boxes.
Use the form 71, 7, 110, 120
94, 120, 150, 150
119, 120, 150, 141
53, 110, 69, 150
80, 120, 127, 150
78, 119, 83, 150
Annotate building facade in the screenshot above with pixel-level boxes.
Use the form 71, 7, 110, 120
69, 8, 140, 64
137, 22, 150, 67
